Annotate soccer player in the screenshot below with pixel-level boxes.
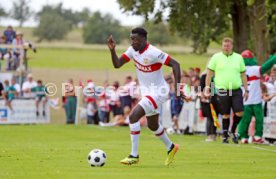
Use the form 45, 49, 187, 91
107, 27, 181, 165
205, 37, 249, 144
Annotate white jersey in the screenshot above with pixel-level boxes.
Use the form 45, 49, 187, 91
122, 43, 170, 97
245, 66, 262, 105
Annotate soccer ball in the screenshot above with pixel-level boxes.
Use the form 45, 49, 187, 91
166, 127, 175, 135
87, 149, 106, 167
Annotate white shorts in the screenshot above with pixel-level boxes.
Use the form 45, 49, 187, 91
138, 95, 167, 116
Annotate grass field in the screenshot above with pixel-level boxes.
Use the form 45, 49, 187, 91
0, 125, 276, 179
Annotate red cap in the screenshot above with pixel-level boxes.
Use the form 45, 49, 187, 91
241, 50, 253, 58
87, 79, 93, 83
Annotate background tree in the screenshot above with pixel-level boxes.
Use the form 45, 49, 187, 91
267, 0, 276, 53
0, 5, 7, 17
82, 12, 124, 44
117, 0, 269, 61
118, 0, 231, 53
10, 0, 32, 27
74, 8, 91, 27
33, 12, 71, 42
248, 0, 269, 63
34, 3, 86, 41
144, 21, 172, 46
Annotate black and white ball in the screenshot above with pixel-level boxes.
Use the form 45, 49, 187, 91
87, 149, 106, 167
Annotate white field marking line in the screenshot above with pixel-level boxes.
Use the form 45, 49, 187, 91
251, 146, 276, 153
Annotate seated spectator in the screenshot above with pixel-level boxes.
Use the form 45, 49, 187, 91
4, 25, 16, 44
3, 80, 18, 113
31, 80, 47, 117
0, 81, 4, 97
22, 74, 37, 98
11, 77, 21, 96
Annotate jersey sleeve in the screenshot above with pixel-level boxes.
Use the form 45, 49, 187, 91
239, 56, 246, 73
121, 46, 133, 62
155, 48, 171, 65
207, 55, 217, 71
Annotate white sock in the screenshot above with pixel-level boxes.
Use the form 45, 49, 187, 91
129, 122, 140, 157
154, 125, 173, 151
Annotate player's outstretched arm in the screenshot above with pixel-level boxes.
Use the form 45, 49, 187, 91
261, 55, 276, 74
107, 35, 127, 68
167, 58, 181, 96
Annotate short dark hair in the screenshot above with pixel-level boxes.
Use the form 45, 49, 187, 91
131, 27, 147, 39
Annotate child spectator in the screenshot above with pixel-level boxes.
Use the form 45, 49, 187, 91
31, 80, 47, 117
86, 97, 98, 124
3, 80, 18, 113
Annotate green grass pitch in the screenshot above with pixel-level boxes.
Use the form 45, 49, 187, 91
0, 125, 276, 179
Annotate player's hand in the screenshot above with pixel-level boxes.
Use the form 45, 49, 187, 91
107, 35, 116, 50
243, 90, 249, 101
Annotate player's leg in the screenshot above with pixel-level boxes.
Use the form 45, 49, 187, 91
120, 104, 144, 165
147, 114, 173, 150
238, 105, 253, 143
231, 89, 244, 144
253, 103, 264, 143
218, 90, 232, 143
147, 114, 178, 165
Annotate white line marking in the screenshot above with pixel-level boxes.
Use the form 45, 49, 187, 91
252, 146, 276, 153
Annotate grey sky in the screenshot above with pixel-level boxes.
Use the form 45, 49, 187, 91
0, 0, 144, 27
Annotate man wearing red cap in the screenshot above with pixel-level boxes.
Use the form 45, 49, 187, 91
238, 50, 276, 144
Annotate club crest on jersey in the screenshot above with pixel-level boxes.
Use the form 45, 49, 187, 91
143, 58, 149, 64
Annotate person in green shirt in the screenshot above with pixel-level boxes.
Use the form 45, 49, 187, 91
3, 79, 18, 113
31, 80, 47, 117
204, 37, 249, 144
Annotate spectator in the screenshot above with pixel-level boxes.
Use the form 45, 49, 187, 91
22, 74, 37, 98
200, 71, 220, 142
182, 75, 196, 135
194, 67, 201, 77
3, 79, 18, 113
4, 25, 16, 44
119, 76, 134, 112
63, 79, 77, 124
86, 97, 98, 124
188, 67, 195, 77
166, 76, 183, 134
97, 93, 110, 124
0, 81, 4, 97
11, 77, 21, 95
11, 31, 25, 70
31, 80, 47, 117
0, 35, 12, 71
109, 81, 123, 118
